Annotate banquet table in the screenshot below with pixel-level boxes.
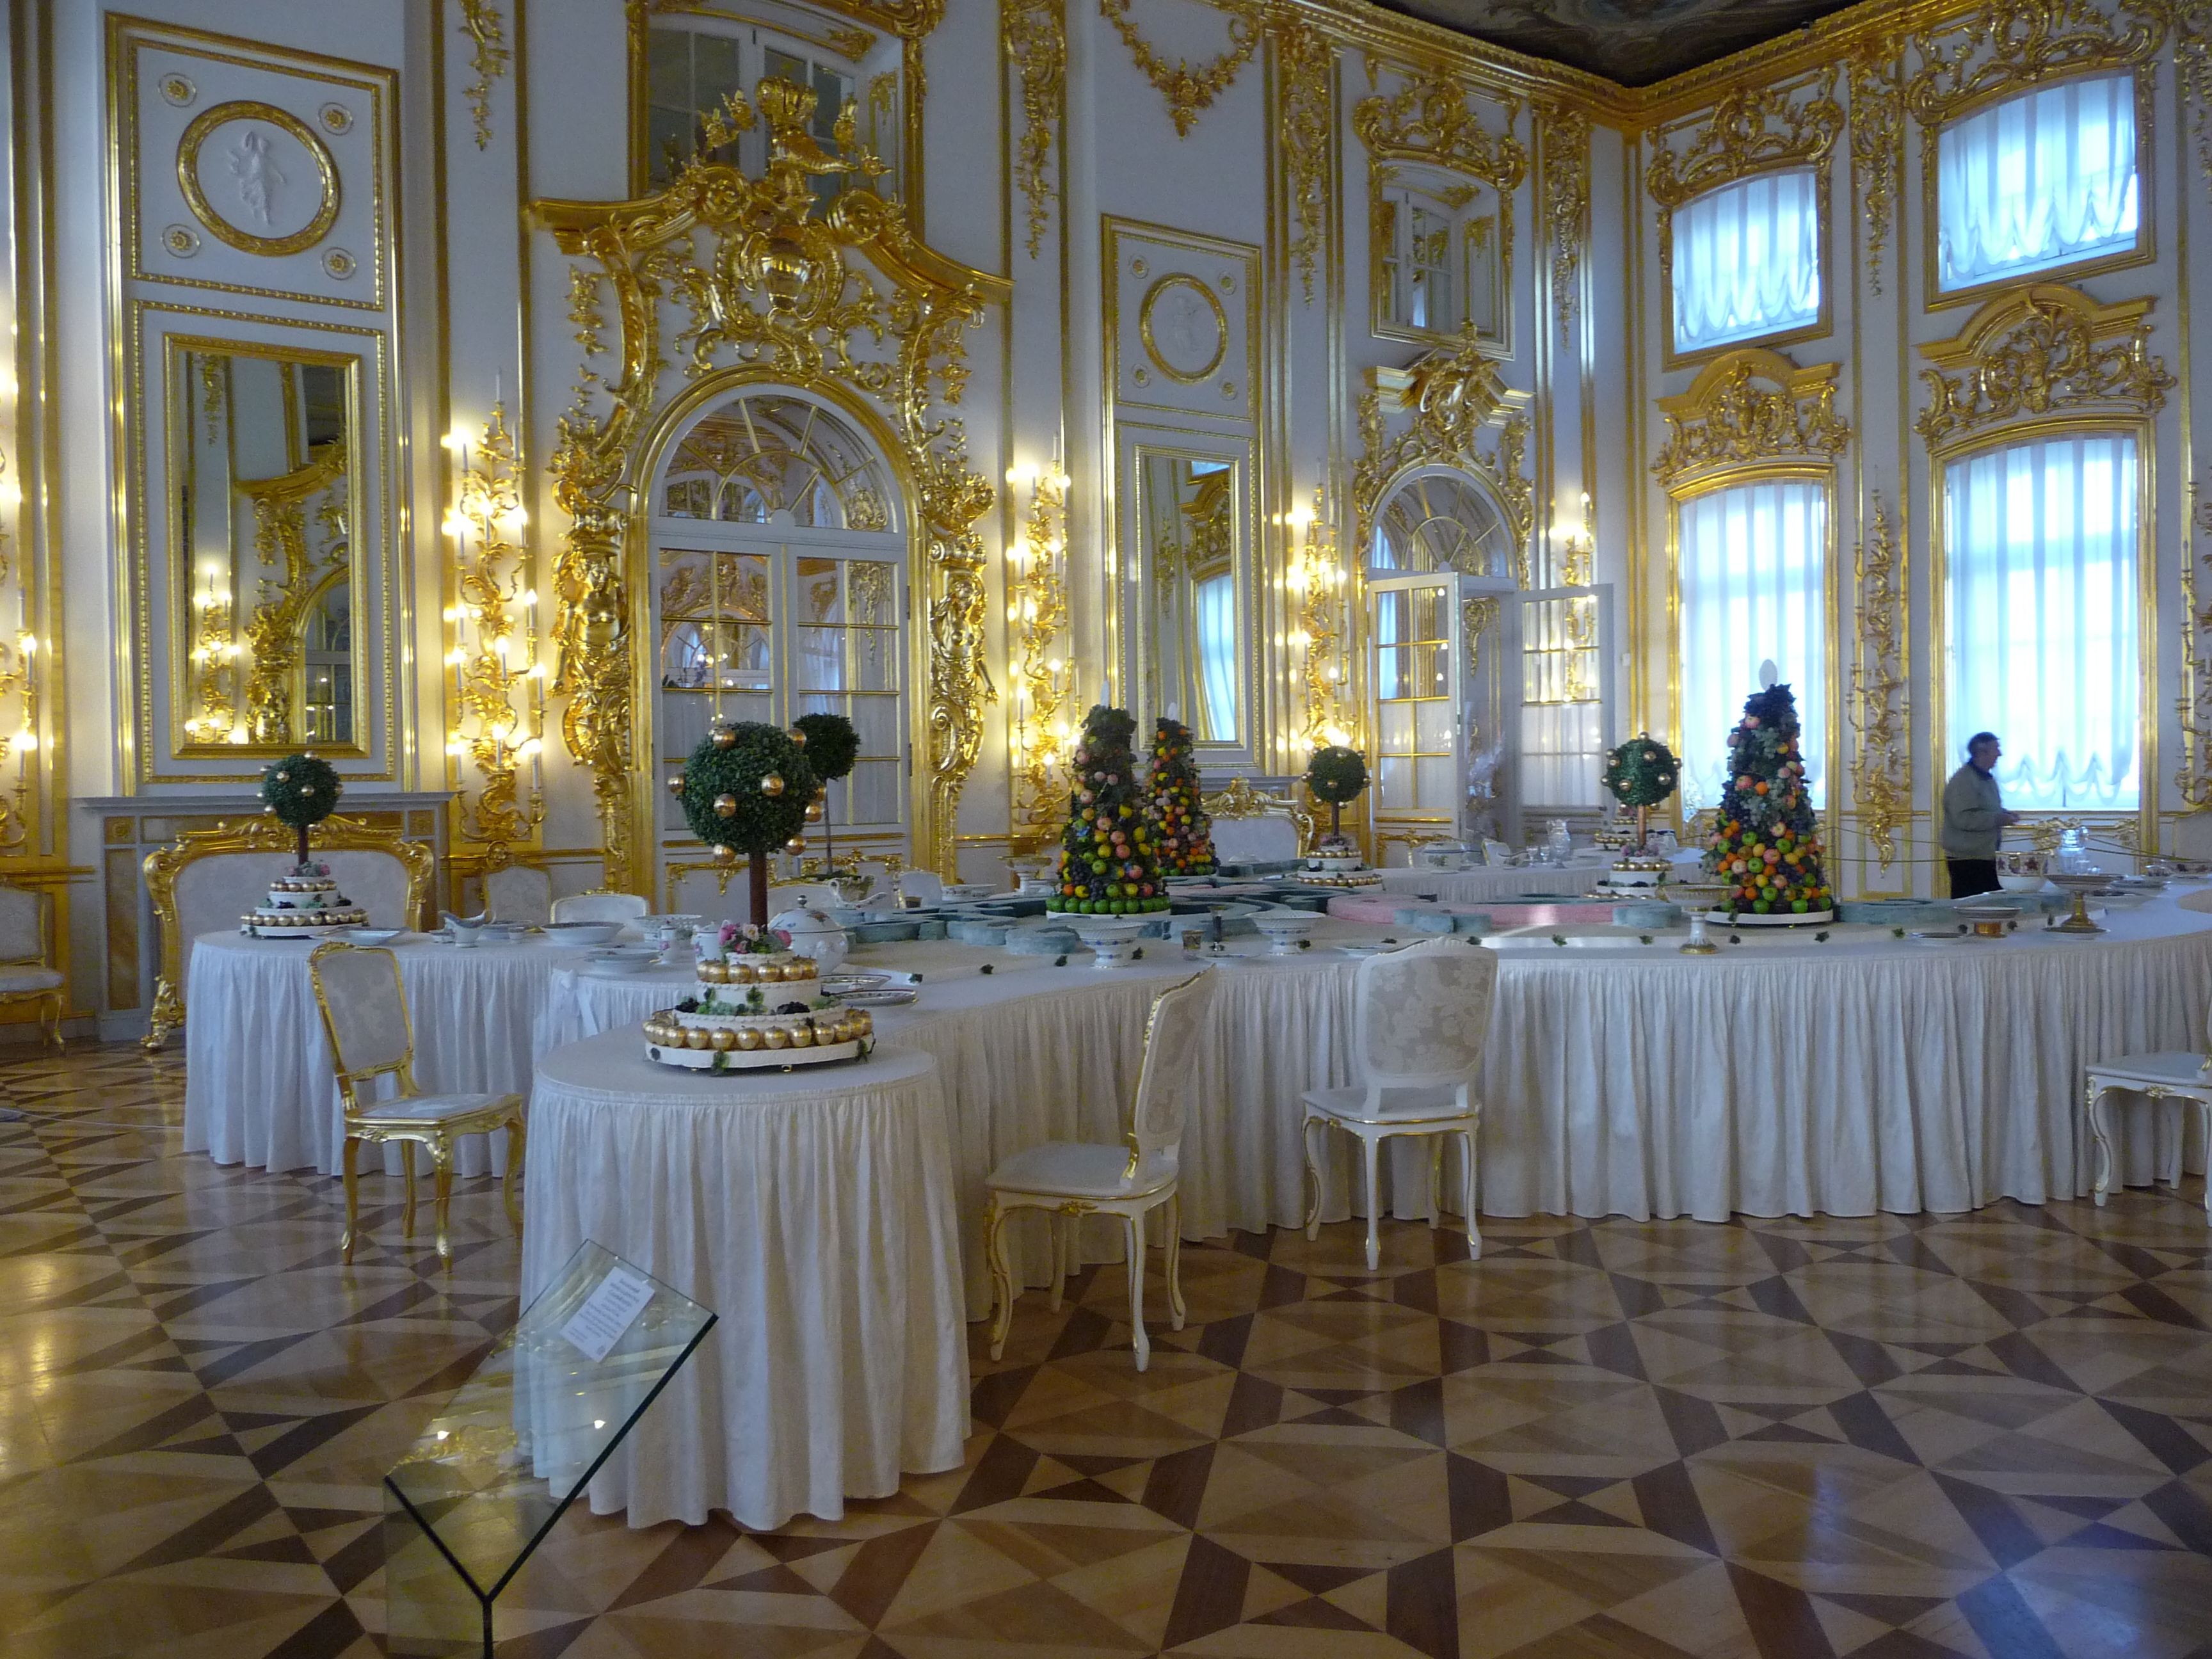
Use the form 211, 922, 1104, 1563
536, 897, 2212, 1318
1374, 863, 1611, 902
182, 931, 583, 1176
519, 1030, 966, 1530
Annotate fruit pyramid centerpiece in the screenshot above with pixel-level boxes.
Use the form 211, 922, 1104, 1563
1146, 716, 1215, 876
1048, 705, 1171, 914
1703, 678, 1832, 920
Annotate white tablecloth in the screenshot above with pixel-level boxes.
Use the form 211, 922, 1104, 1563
182, 933, 582, 1176
1375, 863, 1611, 902
519, 1032, 966, 1530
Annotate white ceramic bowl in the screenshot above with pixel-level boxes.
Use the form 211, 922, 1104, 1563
942, 882, 999, 902
1250, 912, 1322, 956
1070, 917, 1146, 969
1996, 873, 2049, 893
348, 927, 405, 945
584, 945, 661, 975
542, 920, 623, 947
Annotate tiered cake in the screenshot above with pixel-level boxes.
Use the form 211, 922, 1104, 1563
242, 863, 367, 937
642, 948, 874, 1071
1595, 854, 1674, 897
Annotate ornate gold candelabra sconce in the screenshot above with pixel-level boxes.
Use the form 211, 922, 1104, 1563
1288, 484, 1354, 758
1006, 456, 1075, 853
0, 447, 36, 849
442, 397, 546, 875
182, 559, 239, 746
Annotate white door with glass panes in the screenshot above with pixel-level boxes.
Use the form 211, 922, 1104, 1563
650, 391, 908, 891
1517, 585, 1613, 821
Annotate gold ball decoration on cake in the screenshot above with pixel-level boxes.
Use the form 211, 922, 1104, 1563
712, 725, 737, 751
709, 1028, 736, 1052
760, 773, 786, 797
713, 792, 739, 819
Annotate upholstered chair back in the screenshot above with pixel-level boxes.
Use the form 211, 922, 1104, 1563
1128, 969, 1219, 1182
0, 885, 42, 961
1210, 813, 1301, 865
550, 890, 650, 925
1354, 938, 1498, 1093
483, 863, 554, 925
307, 943, 414, 1084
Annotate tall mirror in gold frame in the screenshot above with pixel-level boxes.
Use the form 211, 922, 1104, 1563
1134, 447, 1245, 749
165, 339, 365, 755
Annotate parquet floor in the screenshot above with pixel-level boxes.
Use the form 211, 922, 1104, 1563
1, 1042, 2209, 1658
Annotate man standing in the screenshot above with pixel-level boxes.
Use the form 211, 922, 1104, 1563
1942, 732, 2019, 898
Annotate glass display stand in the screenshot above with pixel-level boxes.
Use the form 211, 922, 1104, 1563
382, 1243, 716, 1657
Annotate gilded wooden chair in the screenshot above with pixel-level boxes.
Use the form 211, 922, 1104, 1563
0, 884, 64, 1049
482, 862, 554, 924
984, 968, 1218, 1371
307, 942, 526, 1267
141, 813, 436, 1050
1199, 778, 1315, 867
550, 890, 651, 924
1302, 938, 1498, 1269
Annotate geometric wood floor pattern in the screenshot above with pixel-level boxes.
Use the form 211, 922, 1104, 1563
1, 1043, 2209, 1658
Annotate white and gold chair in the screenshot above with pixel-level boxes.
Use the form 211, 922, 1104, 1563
482, 862, 554, 925
142, 814, 436, 1050
2086, 1050, 2212, 1228
985, 968, 1218, 1371
1200, 778, 1315, 867
307, 942, 526, 1267
0, 884, 64, 1048
549, 890, 650, 925
1302, 938, 1498, 1269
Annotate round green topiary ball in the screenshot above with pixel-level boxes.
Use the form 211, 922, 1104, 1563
678, 723, 818, 856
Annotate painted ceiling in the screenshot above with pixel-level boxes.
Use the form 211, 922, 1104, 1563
1371, 0, 1863, 86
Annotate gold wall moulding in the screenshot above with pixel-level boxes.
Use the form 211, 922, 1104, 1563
1538, 100, 1589, 335
1097, 0, 1263, 138
457, 0, 511, 150
1353, 70, 1527, 192
2179, 482, 2212, 806
175, 100, 341, 258
1904, 0, 2171, 126
1645, 67, 1842, 207
1278, 17, 1334, 303
1004, 0, 1066, 260
1007, 461, 1074, 852
1352, 325, 1534, 588
1652, 348, 1852, 488
1848, 496, 1909, 869
537, 76, 1007, 888
1847, 40, 1903, 294
1914, 283, 2174, 449
1139, 273, 1230, 383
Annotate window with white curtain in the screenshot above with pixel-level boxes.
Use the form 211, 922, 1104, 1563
1669, 168, 1822, 356
1675, 478, 1827, 808
1936, 74, 2137, 292
1194, 573, 1239, 746
1943, 432, 2138, 810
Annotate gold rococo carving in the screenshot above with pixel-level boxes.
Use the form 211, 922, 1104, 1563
537, 77, 1007, 888
1652, 348, 1852, 488
1538, 100, 1589, 334
1914, 283, 2174, 449
1004, 0, 1067, 261
1645, 68, 1842, 208
1352, 70, 1528, 195
1353, 326, 1534, 587
1904, 0, 2171, 127
1848, 496, 1909, 869
1847, 40, 1904, 295
1279, 17, 1335, 303
2179, 480, 2212, 806
1098, 0, 1264, 138
628, 0, 944, 38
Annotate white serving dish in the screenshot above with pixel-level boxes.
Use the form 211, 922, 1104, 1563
1070, 917, 1146, 969
583, 945, 661, 975
541, 920, 623, 947
1996, 874, 2051, 893
942, 882, 999, 901
348, 927, 405, 945
1249, 912, 1322, 956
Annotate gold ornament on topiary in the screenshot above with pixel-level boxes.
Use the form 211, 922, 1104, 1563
712, 725, 737, 750
668, 773, 686, 796
784, 835, 806, 853
713, 792, 739, 819
760, 773, 786, 797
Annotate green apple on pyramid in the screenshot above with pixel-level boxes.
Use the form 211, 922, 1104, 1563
1049, 705, 1171, 914
1702, 671, 1832, 919
1146, 716, 1215, 876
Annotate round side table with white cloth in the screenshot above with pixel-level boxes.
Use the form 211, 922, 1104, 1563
520, 1029, 968, 1531
182, 932, 585, 1176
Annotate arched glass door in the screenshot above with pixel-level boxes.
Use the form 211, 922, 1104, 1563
649, 390, 907, 887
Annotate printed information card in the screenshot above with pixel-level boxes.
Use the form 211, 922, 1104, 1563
559, 1265, 655, 1362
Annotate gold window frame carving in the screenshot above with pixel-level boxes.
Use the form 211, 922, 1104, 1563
1916, 281, 2167, 848
1651, 347, 1852, 492
140, 812, 435, 1050
1916, 67, 2156, 312
1352, 71, 1525, 356
1350, 328, 1534, 591
623, 0, 933, 216
1648, 70, 1841, 372
537, 76, 1009, 892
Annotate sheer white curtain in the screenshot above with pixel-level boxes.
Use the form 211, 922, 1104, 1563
1937, 74, 2136, 291
1194, 573, 1238, 742
1944, 433, 2138, 810
1670, 168, 1821, 355
1676, 479, 1827, 808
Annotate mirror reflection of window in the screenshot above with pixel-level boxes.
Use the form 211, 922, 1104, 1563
1375, 165, 1503, 342
643, 19, 883, 204
171, 342, 357, 752
1139, 453, 1242, 746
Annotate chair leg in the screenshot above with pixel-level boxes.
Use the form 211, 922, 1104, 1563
431, 1150, 454, 1270
340, 1135, 362, 1262
1124, 1212, 1150, 1372
502, 1114, 525, 1237
1461, 1128, 1481, 1260
1302, 1114, 1326, 1240
1164, 1191, 1185, 1331
40, 991, 62, 1052
2200, 1103, 2212, 1228
985, 1197, 1014, 1362
399, 1141, 417, 1238
1362, 1132, 1383, 1272
1427, 1137, 1443, 1230
2086, 1082, 2115, 1206
1047, 1213, 1067, 1313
